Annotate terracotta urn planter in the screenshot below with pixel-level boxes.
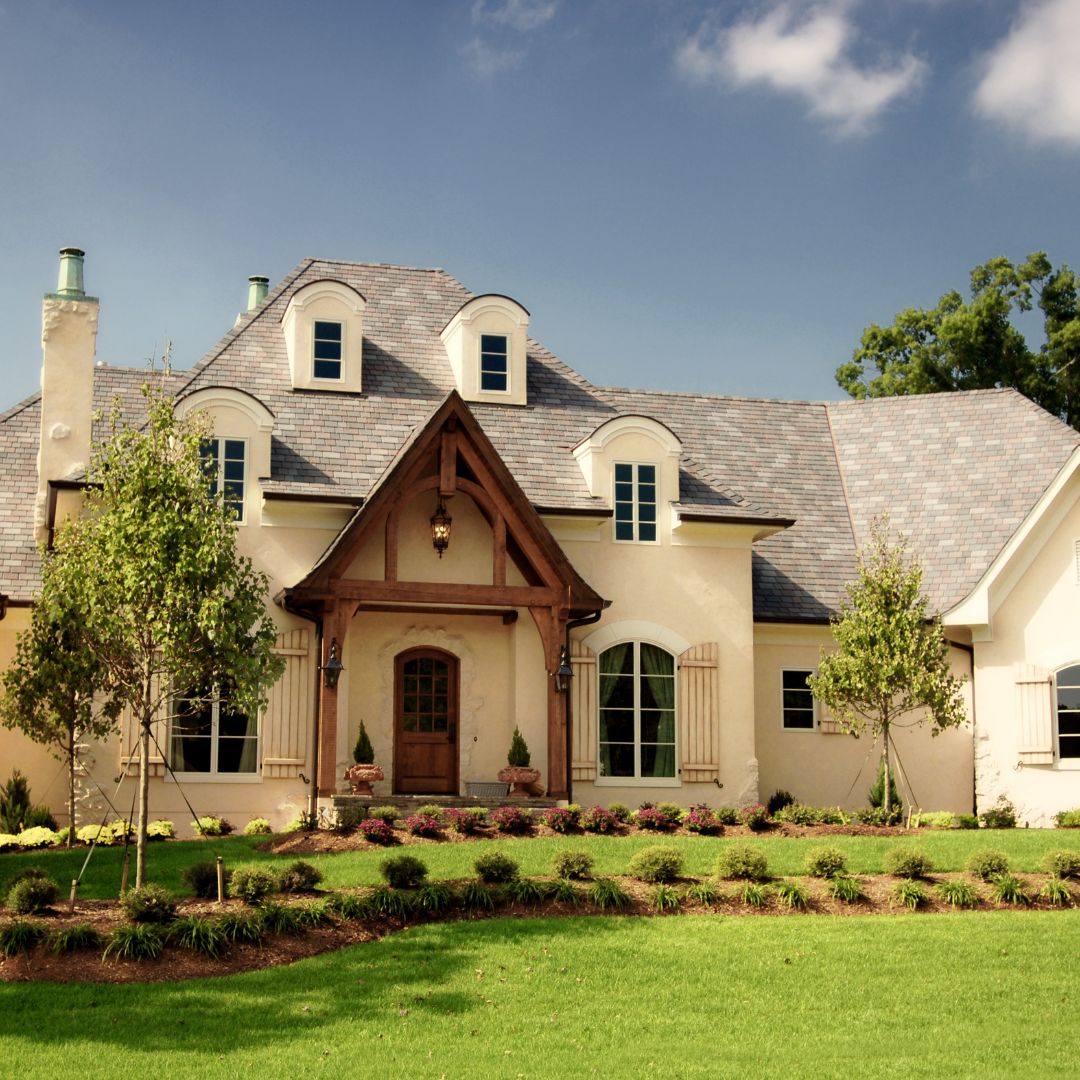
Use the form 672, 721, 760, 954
344, 762, 384, 796
497, 765, 542, 797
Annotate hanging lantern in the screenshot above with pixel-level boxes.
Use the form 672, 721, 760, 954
554, 644, 573, 693
322, 637, 344, 690
430, 499, 452, 558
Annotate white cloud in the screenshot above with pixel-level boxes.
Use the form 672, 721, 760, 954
471, 0, 558, 32
462, 37, 524, 78
676, 1, 927, 136
974, 0, 1080, 148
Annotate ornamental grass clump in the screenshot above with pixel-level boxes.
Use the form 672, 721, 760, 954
966, 850, 1010, 881
168, 915, 228, 959
774, 879, 809, 910
259, 902, 307, 936
216, 909, 265, 945
685, 881, 720, 906
379, 853, 428, 889
1043, 850, 1080, 879
715, 844, 768, 881
937, 880, 981, 909
538, 806, 578, 833
587, 878, 629, 910
683, 806, 722, 835
578, 805, 619, 833
894, 879, 928, 910
459, 881, 496, 912
552, 849, 594, 881
474, 852, 519, 884
827, 875, 865, 904
277, 860, 324, 893
627, 845, 683, 884
324, 893, 369, 921
229, 866, 277, 906
0, 920, 43, 958
990, 874, 1030, 905
294, 900, 336, 928
634, 806, 675, 832
805, 846, 847, 879
358, 818, 397, 845
884, 846, 933, 880
651, 883, 682, 912
48, 923, 102, 954
548, 878, 580, 905
506, 877, 545, 906
403, 813, 442, 838
1040, 878, 1072, 907
489, 805, 531, 834
104, 923, 165, 961
120, 884, 177, 924
414, 883, 455, 913
738, 882, 768, 908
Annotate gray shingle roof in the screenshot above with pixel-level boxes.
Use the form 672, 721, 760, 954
2, 258, 1077, 622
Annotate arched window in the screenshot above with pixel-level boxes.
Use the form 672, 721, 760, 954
1056, 664, 1080, 759
598, 642, 676, 780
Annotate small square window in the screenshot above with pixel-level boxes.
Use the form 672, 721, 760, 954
314, 321, 343, 380
782, 670, 815, 730
480, 334, 508, 392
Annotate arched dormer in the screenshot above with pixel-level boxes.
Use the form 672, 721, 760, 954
441, 294, 529, 406
573, 415, 682, 545
176, 386, 274, 527
282, 279, 367, 393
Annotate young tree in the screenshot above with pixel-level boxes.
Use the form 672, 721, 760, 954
808, 518, 966, 815
836, 252, 1080, 429
0, 549, 121, 845
42, 385, 283, 885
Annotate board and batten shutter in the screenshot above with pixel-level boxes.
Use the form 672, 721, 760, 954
571, 640, 598, 781
1015, 663, 1054, 764
677, 643, 720, 782
262, 628, 313, 778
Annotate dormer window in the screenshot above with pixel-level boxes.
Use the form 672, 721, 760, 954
313, 321, 343, 380
614, 463, 657, 542
201, 437, 246, 523
480, 334, 509, 392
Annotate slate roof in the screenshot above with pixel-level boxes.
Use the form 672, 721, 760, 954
2, 258, 1078, 622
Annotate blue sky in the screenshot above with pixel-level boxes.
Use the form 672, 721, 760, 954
2, 0, 1078, 408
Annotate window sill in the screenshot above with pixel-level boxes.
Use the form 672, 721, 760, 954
594, 777, 681, 788
165, 772, 263, 784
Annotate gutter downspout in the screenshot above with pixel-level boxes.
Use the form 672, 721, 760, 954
564, 610, 605, 805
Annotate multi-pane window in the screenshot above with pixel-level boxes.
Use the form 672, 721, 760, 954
1056, 665, 1080, 759
480, 334, 509, 392
782, 669, 815, 730
313, 320, 343, 379
401, 655, 451, 734
614, 462, 657, 542
170, 685, 258, 774
598, 642, 676, 779
201, 438, 245, 522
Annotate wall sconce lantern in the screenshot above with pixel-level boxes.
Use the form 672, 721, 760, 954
322, 638, 344, 690
554, 645, 573, 693
430, 499, 452, 558
0, 593, 7, 621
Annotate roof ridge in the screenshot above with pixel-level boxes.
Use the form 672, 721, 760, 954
601, 384, 833, 407
304, 257, 450, 275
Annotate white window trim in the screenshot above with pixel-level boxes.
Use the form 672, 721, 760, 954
1054, 664, 1080, 767
612, 460, 660, 545
478, 332, 512, 396
312, 319, 345, 382
203, 436, 248, 525
168, 690, 262, 782
595, 640, 679, 785
780, 667, 817, 732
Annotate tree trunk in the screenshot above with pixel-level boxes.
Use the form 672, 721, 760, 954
881, 724, 892, 816
136, 713, 150, 889
67, 733, 76, 850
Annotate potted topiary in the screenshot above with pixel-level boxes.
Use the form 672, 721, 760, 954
344, 721, 383, 796
497, 726, 542, 796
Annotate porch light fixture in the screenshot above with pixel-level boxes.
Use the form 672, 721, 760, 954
322, 638, 344, 690
554, 645, 573, 693
430, 499, 452, 558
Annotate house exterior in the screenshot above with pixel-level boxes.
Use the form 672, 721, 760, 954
1, 248, 1078, 830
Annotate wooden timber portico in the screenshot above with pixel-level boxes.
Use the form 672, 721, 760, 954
282, 391, 608, 800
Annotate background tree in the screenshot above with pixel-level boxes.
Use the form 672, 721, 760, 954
0, 549, 121, 845
808, 518, 966, 815
836, 252, 1080, 429
48, 385, 283, 885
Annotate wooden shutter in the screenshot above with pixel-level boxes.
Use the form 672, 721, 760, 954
1015, 663, 1054, 764
678, 643, 720, 782
262, 628, 313, 778
571, 640, 598, 781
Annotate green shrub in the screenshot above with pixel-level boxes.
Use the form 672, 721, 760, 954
990, 874, 1030, 905
458, 881, 495, 912
766, 789, 795, 815
324, 893, 369, 921
738, 882, 767, 908
505, 878, 545, 906
6, 876, 59, 915
587, 878, 629, 910
1040, 878, 1072, 907
715, 844, 768, 881
278, 860, 324, 893
243, 818, 272, 836
894, 880, 928, 910
1043, 850, 1080, 879
104, 923, 165, 961
827, 875, 865, 904
656, 802, 685, 825
353, 720, 375, 765
1054, 808, 1080, 828
0, 770, 33, 833
884, 847, 933, 879
120, 884, 177, 924
192, 816, 233, 836
379, 854, 428, 889
181, 860, 228, 900
855, 805, 903, 826
937, 880, 980, 908
146, 819, 175, 840
774, 879, 809, 910
259, 902, 307, 936
474, 852, 519, 884
868, 761, 902, 814
651, 883, 682, 912
77, 823, 112, 846
739, 803, 769, 831
15, 826, 59, 849
956, 813, 980, 830
805, 846, 847, 879
230, 866, 277, 905
168, 915, 228, 959
966, 849, 1010, 881
367, 805, 399, 825
507, 725, 531, 767
295, 900, 336, 928
416, 804, 444, 821
774, 803, 845, 826
0, 833, 19, 853
713, 807, 739, 826
48, 923, 102, 954
3, 866, 51, 891
552, 849, 593, 880
548, 878, 580, 905
685, 881, 720, 906
606, 802, 632, 823
627, 845, 683, 883
216, 909, 265, 945
0, 919, 44, 958
914, 811, 957, 829
414, 883, 455, 913
980, 795, 1017, 829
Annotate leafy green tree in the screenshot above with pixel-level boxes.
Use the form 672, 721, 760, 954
836, 252, 1080, 429
0, 552, 121, 845
39, 386, 283, 885
809, 518, 966, 815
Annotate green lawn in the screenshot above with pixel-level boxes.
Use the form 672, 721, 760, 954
1, 911, 1076, 1078
3, 828, 1078, 899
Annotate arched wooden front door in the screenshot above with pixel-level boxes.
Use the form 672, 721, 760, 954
394, 647, 459, 794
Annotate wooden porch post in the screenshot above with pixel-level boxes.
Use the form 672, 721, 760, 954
533, 604, 570, 799
317, 602, 349, 796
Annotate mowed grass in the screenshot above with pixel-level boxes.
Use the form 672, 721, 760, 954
1, 911, 1077, 1079
4, 828, 1079, 898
